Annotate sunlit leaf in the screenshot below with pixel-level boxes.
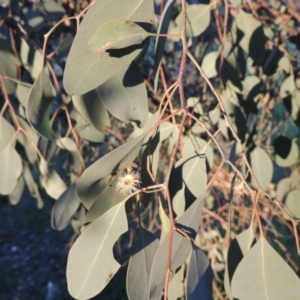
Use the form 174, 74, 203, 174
39, 158, 67, 200
250, 146, 273, 191
159, 199, 170, 242
0, 115, 16, 152
231, 237, 300, 300
16, 82, 32, 107
284, 190, 300, 219
169, 265, 184, 300
279, 74, 295, 99
67, 202, 128, 299
187, 97, 203, 115
17, 116, 39, 164
63, 0, 153, 95
51, 183, 81, 231
225, 226, 255, 299
276, 177, 291, 202
40, 0, 65, 20
183, 136, 214, 169
0, 146, 22, 195
186, 245, 213, 300
26, 69, 56, 139
88, 20, 149, 52
278, 55, 290, 73
20, 38, 43, 80
0, 49, 18, 94
172, 4, 210, 38
275, 140, 299, 167
127, 228, 159, 300
201, 51, 219, 78
234, 10, 266, 61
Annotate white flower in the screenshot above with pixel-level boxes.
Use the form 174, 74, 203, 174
116, 172, 141, 194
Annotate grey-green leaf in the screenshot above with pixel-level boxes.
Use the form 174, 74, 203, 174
71, 110, 105, 143
72, 88, 110, 133
127, 228, 159, 300
77, 111, 157, 206
149, 194, 206, 299
17, 116, 39, 164
26, 69, 56, 139
183, 135, 214, 169
153, 0, 174, 91
57, 137, 83, 173
231, 237, 300, 300
39, 158, 67, 200
168, 265, 184, 300
51, 183, 81, 231
224, 226, 255, 299
0, 146, 22, 195
186, 245, 213, 300
201, 51, 219, 78
0, 49, 18, 94
284, 190, 300, 219
98, 61, 148, 127
0, 115, 16, 152
16, 82, 32, 107
275, 140, 299, 167
84, 171, 127, 223
170, 151, 207, 217
23, 163, 44, 208
67, 202, 128, 299
172, 4, 211, 38
63, 0, 153, 95
88, 20, 149, 52
8, 175, 25, 205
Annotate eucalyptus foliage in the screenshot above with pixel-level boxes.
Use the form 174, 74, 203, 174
1, 0, 300, 299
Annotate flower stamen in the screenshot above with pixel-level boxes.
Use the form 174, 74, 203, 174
115, 172, 141, 195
